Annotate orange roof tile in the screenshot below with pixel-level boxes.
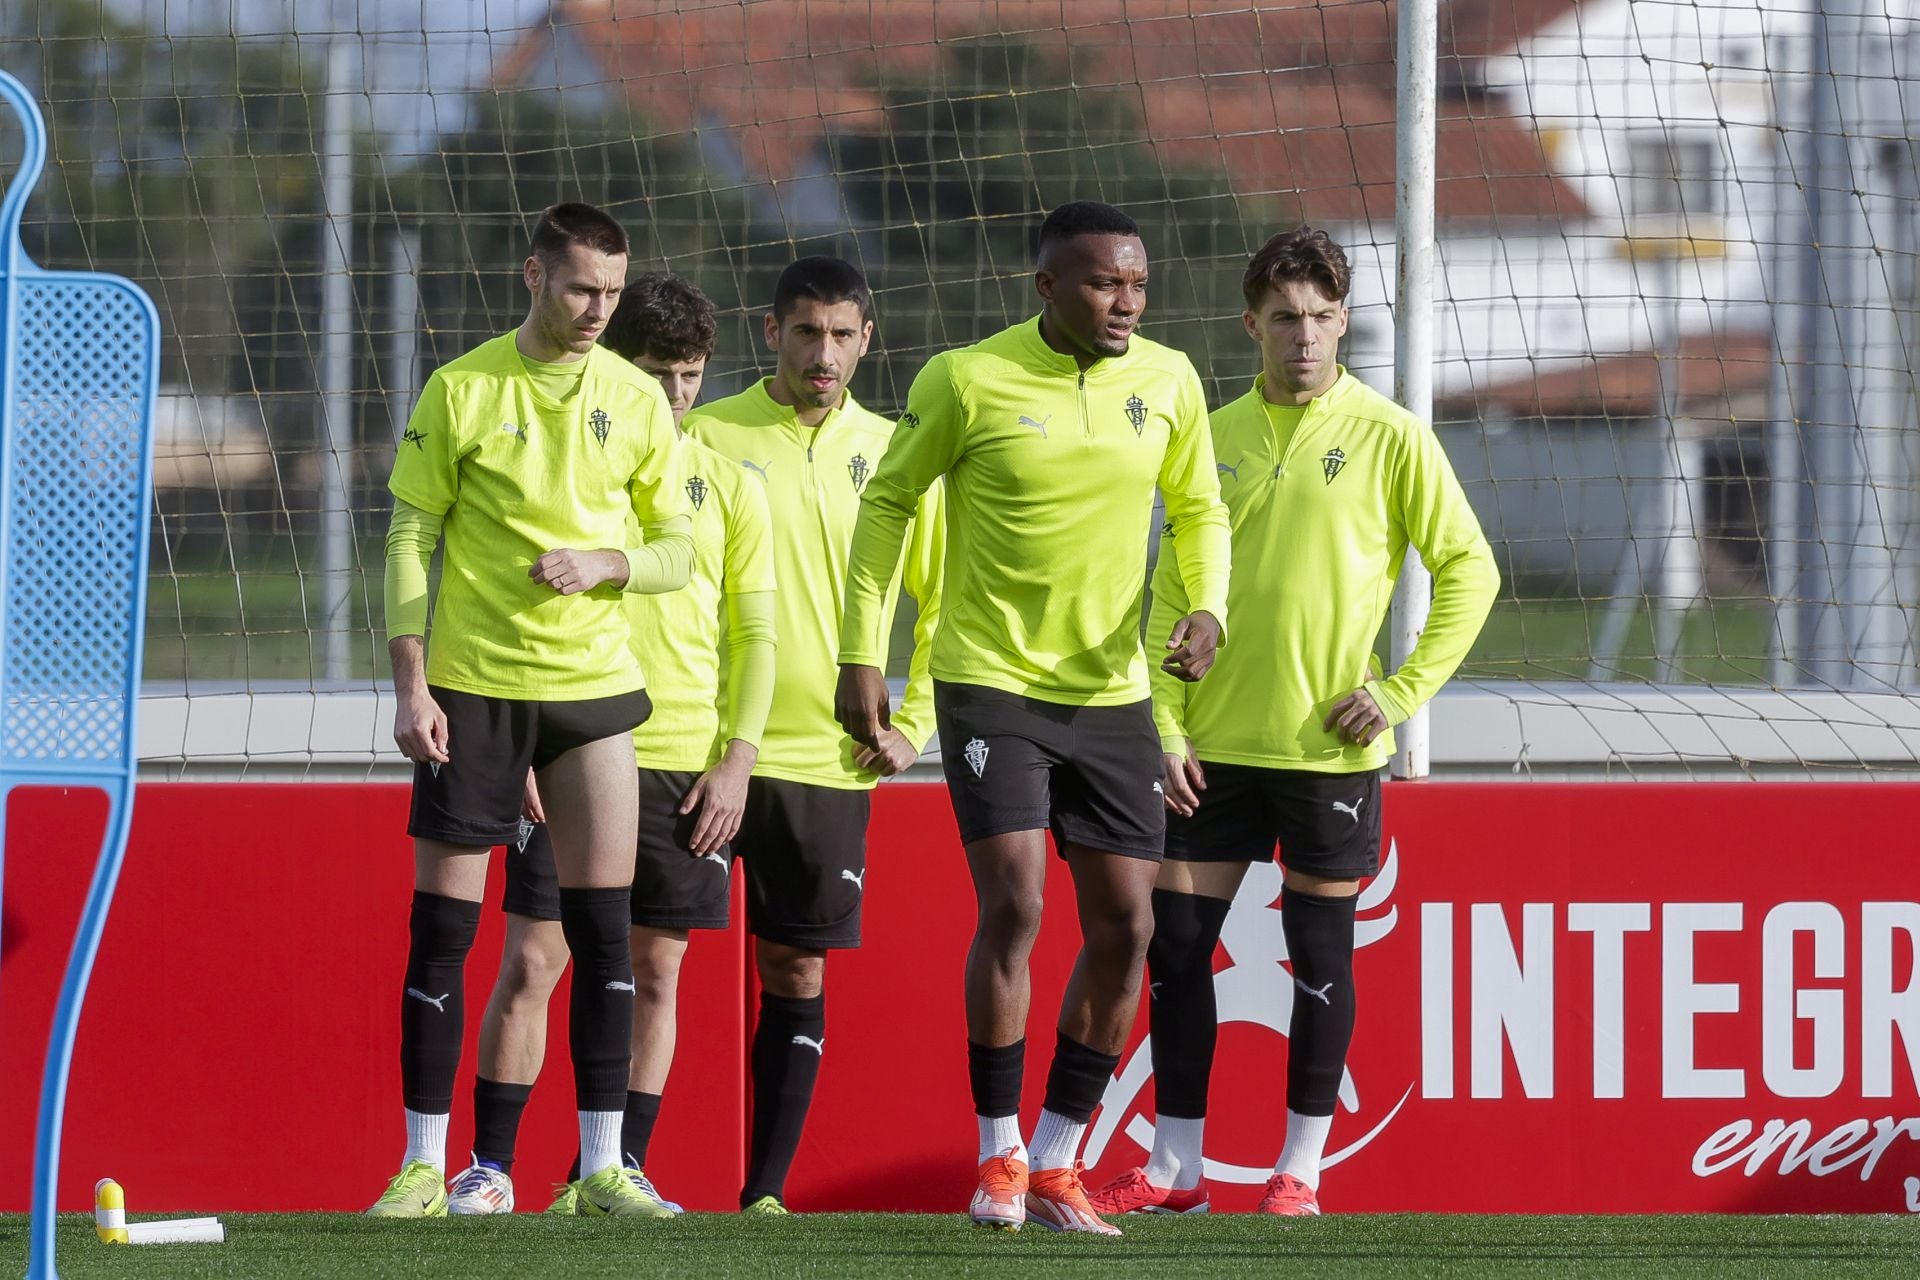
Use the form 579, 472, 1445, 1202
496, 0, 1586, 219
1446, 329, 1775, 419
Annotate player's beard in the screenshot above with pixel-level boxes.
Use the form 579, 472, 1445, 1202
533, 284, 591, 357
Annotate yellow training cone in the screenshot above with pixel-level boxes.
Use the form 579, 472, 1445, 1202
93, 1179, 128, 1244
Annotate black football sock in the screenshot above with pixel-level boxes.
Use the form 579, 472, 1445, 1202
741, 991, 826, 1207
558, 886, 636, 1115
1146, 888, 1232, 1120
400, 891, 482, 1116
471, 1078, 533, 1173
967, 1038, 1025, 1119
1280, 888, 1359, 1116
623, 1090, 663, 1168
1040, 1030, 1121, 1126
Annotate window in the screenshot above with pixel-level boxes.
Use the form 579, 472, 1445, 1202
1624, 131, 1721, 221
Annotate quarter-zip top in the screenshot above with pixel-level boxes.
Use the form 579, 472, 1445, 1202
839, 317, 1230, 707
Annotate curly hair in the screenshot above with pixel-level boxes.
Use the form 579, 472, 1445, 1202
602, 272, 718, 364
1242, 226, 1352, 310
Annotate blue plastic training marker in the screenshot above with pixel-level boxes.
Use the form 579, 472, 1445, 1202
0, 69, 160, 1279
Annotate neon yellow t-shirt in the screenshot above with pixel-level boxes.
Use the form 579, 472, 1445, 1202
839, 317, 1230, 705
387, 332, 689, 700
687, 379, 944, 790
627, 437, 777, 770
1149, 371, 1499, 771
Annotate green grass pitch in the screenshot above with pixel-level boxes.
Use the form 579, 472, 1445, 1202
8, 1212, 1920, 1278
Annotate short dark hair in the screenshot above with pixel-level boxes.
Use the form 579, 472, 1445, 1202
530, 202, 629, 265
1242, 226, 1351, 310
771, 256, 872, 322
602, 273, 718, 364
1036, 201, 1141, 256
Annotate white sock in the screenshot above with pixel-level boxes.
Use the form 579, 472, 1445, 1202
1275, 1110, 1334, 1189
978, 1114, 1027, 1165
1144, 1114, 1206, 1190
579, 1110, 623, 1179
1027, 1108, 1086, 1173
402, 1109, 449, 1172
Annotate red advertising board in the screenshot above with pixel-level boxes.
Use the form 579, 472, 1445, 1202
4, 782, 1918, 1215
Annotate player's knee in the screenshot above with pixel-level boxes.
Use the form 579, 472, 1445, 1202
1148, 888, 1232, 972
1280, 888, 1359, 987
632, 949, 683, 1001
1085, 897, 1155, 968
499, 932, 569, 1003
978, 887, 1045, 951
409, 890, 482, 964
756, 943, 824, 998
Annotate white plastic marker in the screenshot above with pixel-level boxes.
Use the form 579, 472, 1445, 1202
125, 1220, 225, 1245
93, 1179, 224, 1245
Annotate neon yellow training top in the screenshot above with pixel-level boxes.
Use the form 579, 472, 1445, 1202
687, 380, 944, 790
628, 435, 779, 772
839, 317, 1230, 706
1149, 371, 1499, 772
386, 332, 691, 700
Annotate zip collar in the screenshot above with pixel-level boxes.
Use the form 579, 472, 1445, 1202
745, 375, 861, 436
1248, 367, 1358, 423
1015, 314, 1141, 379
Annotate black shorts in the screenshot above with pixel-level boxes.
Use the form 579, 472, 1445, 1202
501, 769, 733, 931
934, 681, 1165, 861
407, 685, 652, 847
736, 777, 869, 950
1165, 763, 1381, 880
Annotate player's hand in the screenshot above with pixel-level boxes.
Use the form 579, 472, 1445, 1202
530, 547, 628, 595
835, 663, 892, 751
853, 725, 917, 777
521, 771, 546, 824
683, 741, 755, 855
394, 688, 450, 764
1161, 744, 1206, 817
1324, 688, 1389, 747
1161, 609, 1223, 682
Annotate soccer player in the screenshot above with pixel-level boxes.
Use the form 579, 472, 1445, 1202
1089, 226, 1498, 1217
442, 274, 777, 1217
835, 201, 1232, 1235
370, 204, 694, 1219
685, 256, 942, 1214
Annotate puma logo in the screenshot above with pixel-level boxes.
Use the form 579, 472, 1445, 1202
701, 851, 728, 869
405, 988, 449, 1012
791, 1035, 825, 1055
605, 980, 636, 993
1332, 797, 1364, 824
1216, 460, 1242, 480
1018, 414, 1051, 437
742, 459, 772, 481
1295, 977, 1334, 1006
841, 868, 866, 890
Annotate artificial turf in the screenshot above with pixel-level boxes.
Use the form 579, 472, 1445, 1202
9, 1210, 1920, 1278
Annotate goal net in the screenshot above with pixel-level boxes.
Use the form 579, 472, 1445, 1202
3, 0, 1916, 777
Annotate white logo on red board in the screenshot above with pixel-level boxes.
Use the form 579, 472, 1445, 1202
1085, 841, 1412, 1183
